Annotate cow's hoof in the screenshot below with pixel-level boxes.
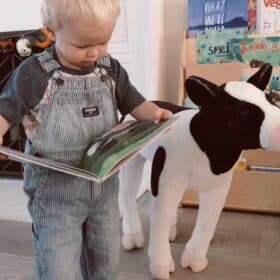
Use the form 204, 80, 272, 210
122, 232, 144, 250
150, 261, 175, 280
169, 225, 177, 242
180, 250, 208, 272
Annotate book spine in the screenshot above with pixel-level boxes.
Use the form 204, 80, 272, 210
256, 0, 278, 33
248, 0, 257, 33
187, 0, 248, 37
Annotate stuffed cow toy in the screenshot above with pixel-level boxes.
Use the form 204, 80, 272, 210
118, 64, 280, 279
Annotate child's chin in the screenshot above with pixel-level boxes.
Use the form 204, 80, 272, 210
82, 61, 96, 67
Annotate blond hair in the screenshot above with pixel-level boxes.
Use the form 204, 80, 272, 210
41, 0, 120, 30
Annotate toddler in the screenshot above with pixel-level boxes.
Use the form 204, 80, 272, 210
0, 0, 172, 279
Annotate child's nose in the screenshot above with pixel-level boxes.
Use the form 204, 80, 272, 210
87, 47, 99, 57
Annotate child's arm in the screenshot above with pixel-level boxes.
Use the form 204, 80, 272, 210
131, 101, 173, 123
0, 114, 10, 145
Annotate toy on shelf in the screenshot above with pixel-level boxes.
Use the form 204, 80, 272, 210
0, 39, 15, 54
15, 28, 53, 57
0, 28, 53, 177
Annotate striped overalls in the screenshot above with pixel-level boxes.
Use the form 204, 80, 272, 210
23, 50, 121, 279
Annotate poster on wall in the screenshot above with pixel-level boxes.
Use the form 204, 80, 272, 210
229, 36, 280, 67
256, 0, 280, 34
197, 29, 246, 63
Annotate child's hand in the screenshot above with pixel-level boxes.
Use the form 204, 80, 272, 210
0, 136, 8, 160
0, 115, 10, 160
154, 108, 173, 123
131, 101, 173, 123
0, 153, 7, 160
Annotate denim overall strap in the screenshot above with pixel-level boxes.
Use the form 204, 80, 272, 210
24, 50, 120, 280
96, 54, 111, 68
35, 50, 61, 73
96, 54, 117, 100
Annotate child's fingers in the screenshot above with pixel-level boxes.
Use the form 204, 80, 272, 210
154, 109, 163, 123
154, 109, 173, 123
0, 153, 8, 160
162, 110, 173, 119
159, 110, 173, 121
0, 137, 7, 160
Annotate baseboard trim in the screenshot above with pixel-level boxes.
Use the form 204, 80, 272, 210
0, 179, 31, 223
0, 174, 148, 223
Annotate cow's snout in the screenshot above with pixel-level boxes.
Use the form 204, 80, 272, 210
259, 106, 280, 151
268, 124, 280, 150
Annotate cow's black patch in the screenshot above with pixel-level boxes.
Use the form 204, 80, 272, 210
151, 147, 166, 196
190, 91, 265, 174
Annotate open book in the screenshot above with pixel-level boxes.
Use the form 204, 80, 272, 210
0, 117, 178, 183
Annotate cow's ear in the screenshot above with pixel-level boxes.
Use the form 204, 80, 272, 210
247, 63, 272, 91
185, 76, 218, 107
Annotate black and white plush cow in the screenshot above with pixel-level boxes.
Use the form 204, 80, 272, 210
118, 64, 280, 280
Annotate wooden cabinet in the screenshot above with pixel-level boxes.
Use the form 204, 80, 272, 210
180, 36, 280, 214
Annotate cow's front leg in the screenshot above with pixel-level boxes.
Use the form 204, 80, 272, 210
119, 155, 146, 250
168, 183, 187, 242
181, 181, 231, 273
148, 180, 185, 280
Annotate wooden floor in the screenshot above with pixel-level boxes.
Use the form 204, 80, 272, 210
0, 193, 279, 279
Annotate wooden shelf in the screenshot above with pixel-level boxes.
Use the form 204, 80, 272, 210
180, 35, 280, 214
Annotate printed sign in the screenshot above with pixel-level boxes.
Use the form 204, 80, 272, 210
197, 29, 246, 63
229, 36, 280, 67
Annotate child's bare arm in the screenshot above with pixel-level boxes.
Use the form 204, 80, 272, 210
131, 101, 173, 123
0, 114, 10, 145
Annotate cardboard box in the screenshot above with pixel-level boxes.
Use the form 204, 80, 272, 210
182, 170, 280, 214
243, 150, 280, 167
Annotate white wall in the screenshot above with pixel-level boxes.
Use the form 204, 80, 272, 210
0, 0, 42, 31
150, 0, 167, 101
162, 0, 187, 103
0, 180, 30, 222
125, 0, 165, 100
